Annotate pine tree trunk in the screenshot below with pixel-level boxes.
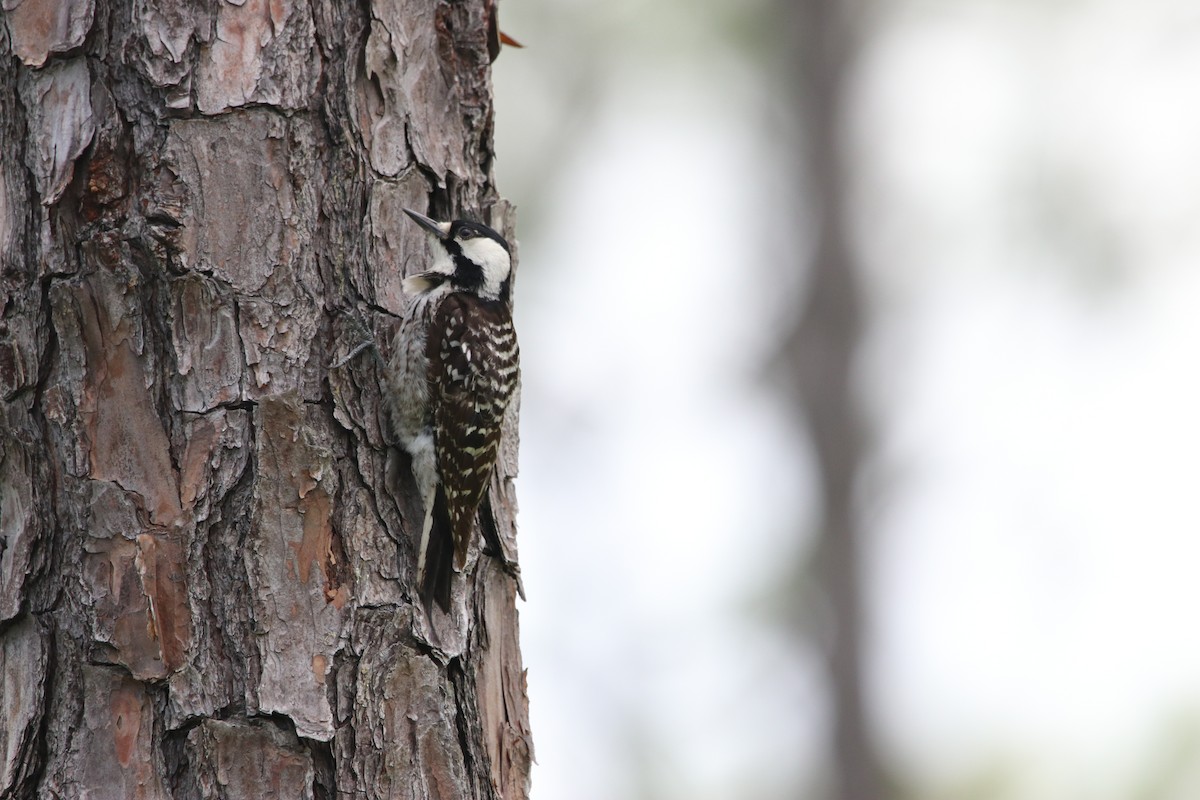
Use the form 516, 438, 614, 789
0, 2, 531, 798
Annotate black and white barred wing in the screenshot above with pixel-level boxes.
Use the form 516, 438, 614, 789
427, 292, 519, 571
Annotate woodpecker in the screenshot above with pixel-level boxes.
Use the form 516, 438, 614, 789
385, 208, 519, 612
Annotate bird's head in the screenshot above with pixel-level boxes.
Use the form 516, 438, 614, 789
402, 209, 512, 301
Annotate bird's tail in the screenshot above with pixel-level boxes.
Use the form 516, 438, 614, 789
420, 485, 455, 613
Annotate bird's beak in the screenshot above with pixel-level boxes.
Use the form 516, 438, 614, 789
403, 208, 449, 239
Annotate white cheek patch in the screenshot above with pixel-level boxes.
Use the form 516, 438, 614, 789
460, 238, 511, 297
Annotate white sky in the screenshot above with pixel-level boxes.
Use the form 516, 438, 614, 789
495, 1, 1200, 798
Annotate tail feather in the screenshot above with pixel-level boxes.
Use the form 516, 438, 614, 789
420, 485, 454, 612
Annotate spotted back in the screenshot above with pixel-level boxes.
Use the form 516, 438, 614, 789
427, 291, 519, 568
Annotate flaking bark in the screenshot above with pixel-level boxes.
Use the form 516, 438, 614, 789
0, 1, 531, 797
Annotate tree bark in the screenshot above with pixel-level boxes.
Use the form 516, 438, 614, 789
0, 2, 531, 798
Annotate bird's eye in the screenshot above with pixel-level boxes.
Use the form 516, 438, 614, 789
458, 229, 475, 240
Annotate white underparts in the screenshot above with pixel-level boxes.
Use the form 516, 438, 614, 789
408, 432, 439, 579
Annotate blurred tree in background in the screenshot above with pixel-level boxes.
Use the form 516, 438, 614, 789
779, 0, 885, 798
495, 0, 1200, 797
